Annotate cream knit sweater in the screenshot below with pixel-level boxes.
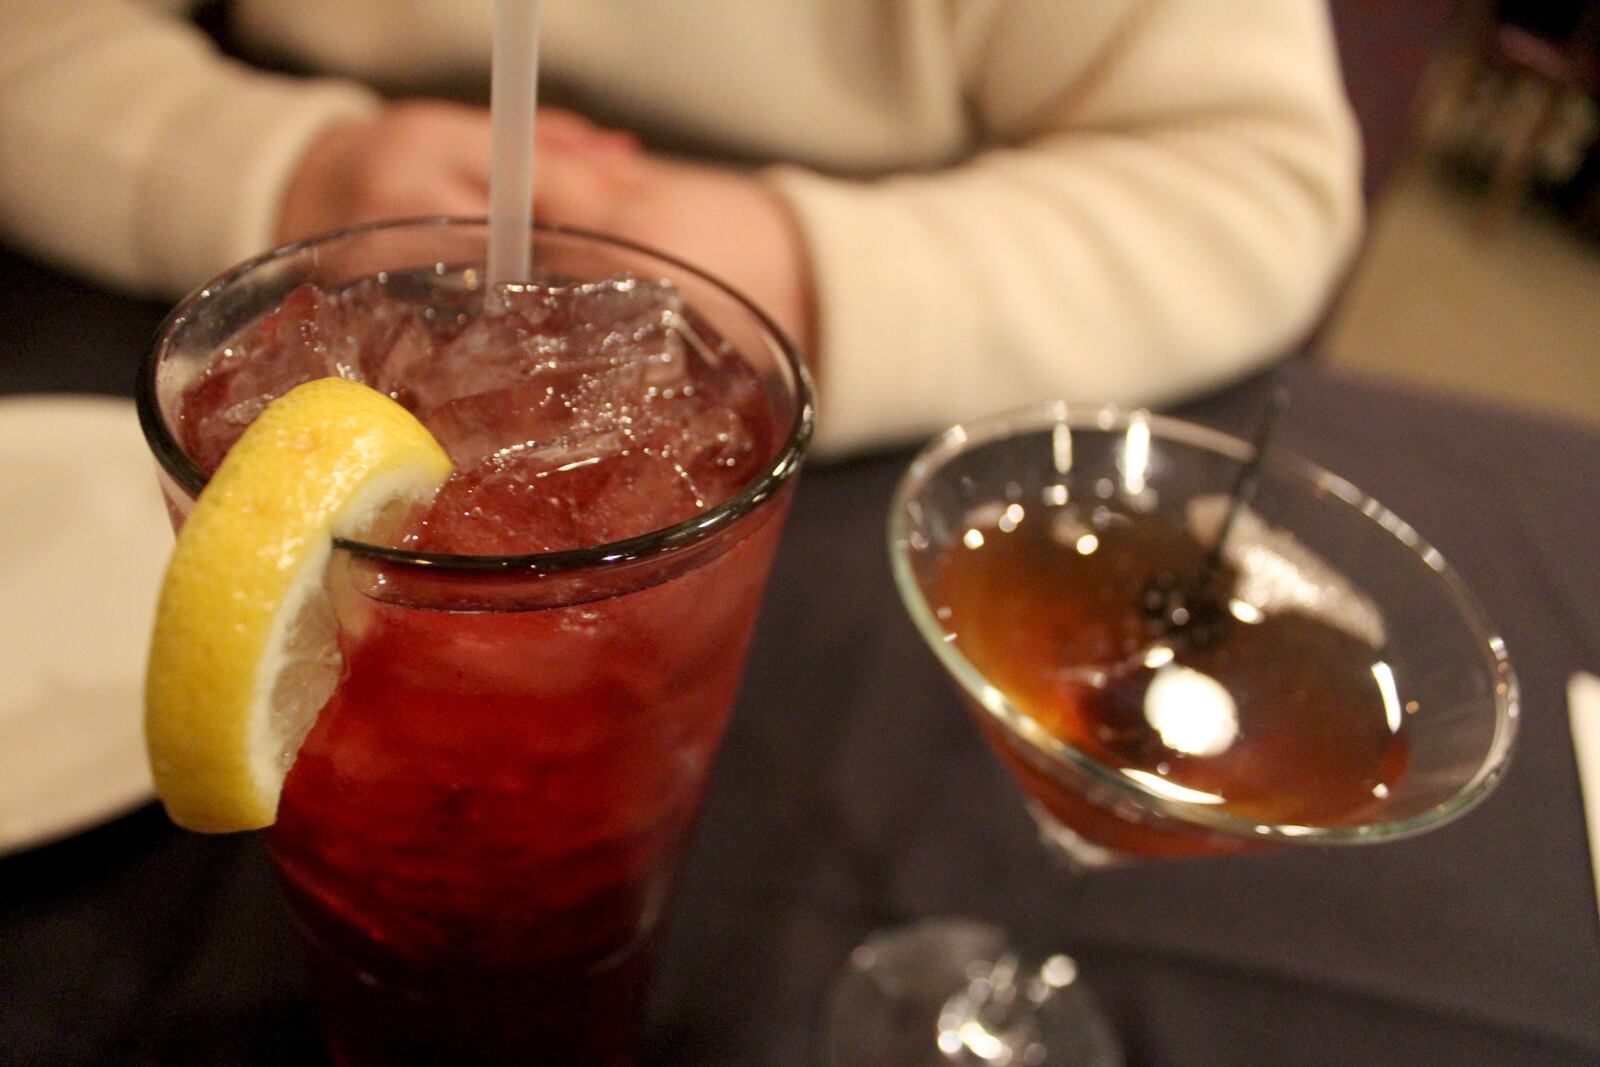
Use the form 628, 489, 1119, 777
0, 0, 1361, 453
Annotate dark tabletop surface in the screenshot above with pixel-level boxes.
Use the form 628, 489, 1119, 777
2, 242, 1598, 1067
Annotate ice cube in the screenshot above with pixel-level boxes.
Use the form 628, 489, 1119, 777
380, 277, 687, 424
412, 450, 588, 555
179, 285, 335, 467
423, 383, 584, 469
400, 278, 727, 500
313, 278, 421, 382
636, 392, 761, 499
399, 300, 562, 414
568, 447, 706, 543
411, 434, 708, 556
179, 281, 434, 468
199, 274, 780, 555
368, 315, 438, 407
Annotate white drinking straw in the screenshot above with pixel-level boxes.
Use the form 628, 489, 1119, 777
486, 0, 540, 289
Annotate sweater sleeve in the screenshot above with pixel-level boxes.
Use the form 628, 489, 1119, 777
0, 0, 381, 297
765, 0, 1363, 456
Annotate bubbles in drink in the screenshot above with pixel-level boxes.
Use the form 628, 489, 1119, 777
178, 274, 776, 554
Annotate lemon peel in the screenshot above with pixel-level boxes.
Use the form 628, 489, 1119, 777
145, 378, 451, 831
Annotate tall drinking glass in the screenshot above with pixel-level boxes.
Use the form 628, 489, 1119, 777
137, 220, 812, 1066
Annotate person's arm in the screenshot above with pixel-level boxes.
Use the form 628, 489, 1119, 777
0, 0, 380, 296
764, 0, 1363, 455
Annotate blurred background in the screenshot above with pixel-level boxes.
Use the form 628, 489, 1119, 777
3, 1, 1596, 427
1323, 0, 1600, 425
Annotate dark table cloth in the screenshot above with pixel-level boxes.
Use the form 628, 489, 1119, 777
2, 244, 1598, 1067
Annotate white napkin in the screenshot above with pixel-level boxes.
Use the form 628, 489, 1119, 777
1569, 672, 1600, 925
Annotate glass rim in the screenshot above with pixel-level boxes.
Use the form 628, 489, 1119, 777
888, 400, 1520, 846
137, 217, 815, 575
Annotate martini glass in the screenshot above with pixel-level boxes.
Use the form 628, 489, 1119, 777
822, 401, 1518, 1066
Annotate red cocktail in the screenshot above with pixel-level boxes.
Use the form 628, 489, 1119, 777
138, 221, 812, 1065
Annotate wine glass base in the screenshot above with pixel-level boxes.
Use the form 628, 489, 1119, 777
818, 918, 1124, 1067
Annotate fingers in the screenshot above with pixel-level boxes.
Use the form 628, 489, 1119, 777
424, 177, 494, 219
278, 98, 649, 245
536, 107, 640, 156
533, 149, 632, 231
450, 105, 640, 198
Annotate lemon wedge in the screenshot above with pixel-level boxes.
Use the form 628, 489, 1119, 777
145, 378, 452, 832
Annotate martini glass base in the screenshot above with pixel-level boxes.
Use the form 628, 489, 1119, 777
819, 918, 1124, 1067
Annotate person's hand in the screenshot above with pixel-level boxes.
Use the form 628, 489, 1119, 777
278, 99, 815, 361
276, 100, 638, 243
535, 152, 815, 360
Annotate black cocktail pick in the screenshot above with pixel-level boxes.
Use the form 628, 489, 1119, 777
1141, 386, 1290, 644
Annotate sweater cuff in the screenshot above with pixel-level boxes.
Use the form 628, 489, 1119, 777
763, 164, 970, 458
136, 75, 381, 296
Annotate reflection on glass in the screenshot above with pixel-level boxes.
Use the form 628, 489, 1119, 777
1141, 664, 1237, 758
